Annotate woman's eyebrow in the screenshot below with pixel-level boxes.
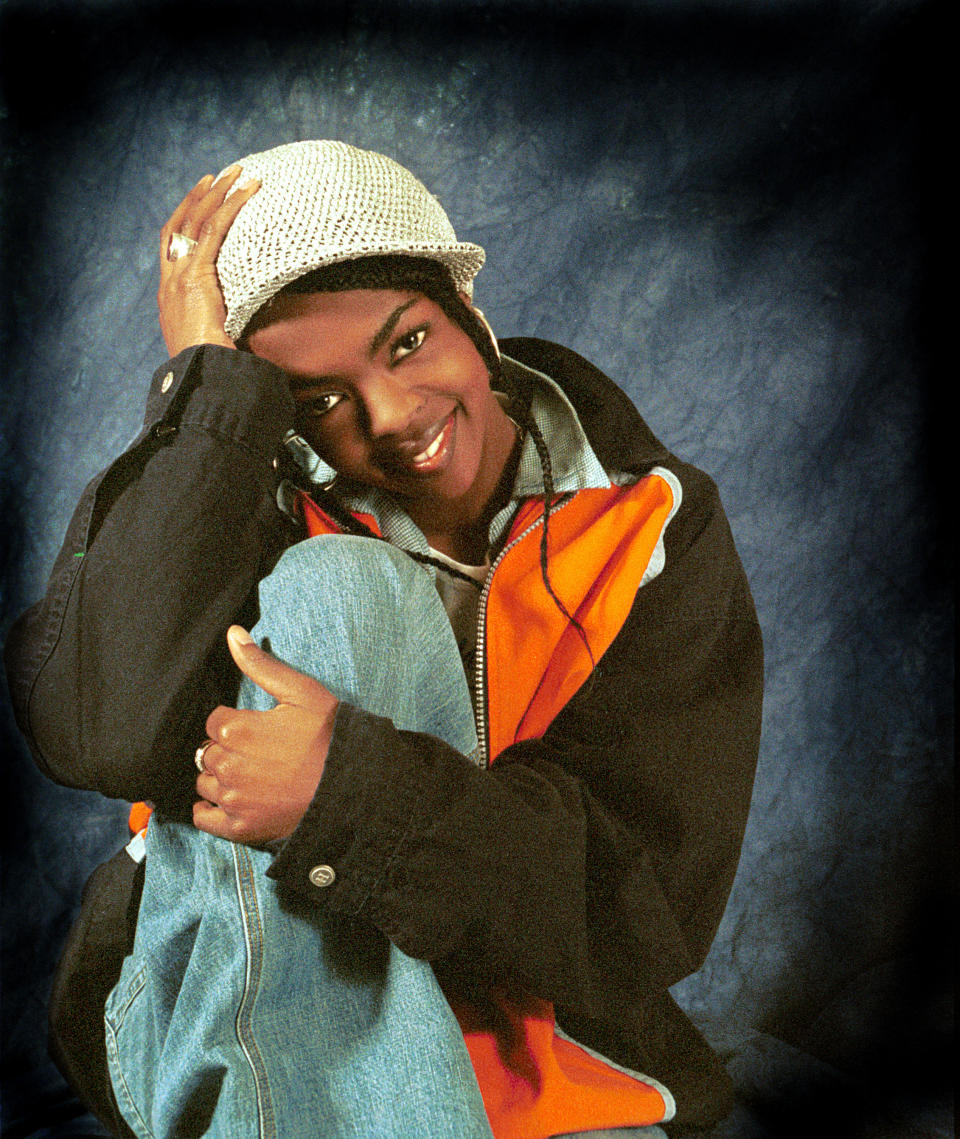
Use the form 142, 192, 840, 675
369, 298, 419, 357
286, 298, 423, 391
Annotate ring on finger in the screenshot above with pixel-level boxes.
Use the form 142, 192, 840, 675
167, 232, 199, 261
195, 740, 215, 773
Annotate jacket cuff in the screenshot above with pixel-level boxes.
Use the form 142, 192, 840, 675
143, 344, 296, 461
266, 702, 425, 911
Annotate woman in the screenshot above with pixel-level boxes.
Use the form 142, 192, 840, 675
7, 141, 763, 1137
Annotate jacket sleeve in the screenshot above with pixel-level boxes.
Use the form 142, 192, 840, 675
4, 344, 298, 819
267, 458, 763, 1024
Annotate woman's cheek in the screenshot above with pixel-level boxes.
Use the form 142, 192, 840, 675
301, 419, 349, 466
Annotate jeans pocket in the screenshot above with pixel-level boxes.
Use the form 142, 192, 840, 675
104, 960, 154, 1139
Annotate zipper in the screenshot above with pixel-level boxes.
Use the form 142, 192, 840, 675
473, 494, 574, 768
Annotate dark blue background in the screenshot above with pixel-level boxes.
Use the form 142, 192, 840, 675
1, 2, 951, 1136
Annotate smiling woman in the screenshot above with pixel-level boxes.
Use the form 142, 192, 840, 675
5, 140, 763, 1139
245, 282, 520, 558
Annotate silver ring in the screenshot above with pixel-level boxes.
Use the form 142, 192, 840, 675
167, 232, 199, 261
194, 740, 215, 773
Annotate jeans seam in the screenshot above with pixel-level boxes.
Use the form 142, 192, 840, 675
104, 972, 154, 1139
232, 843, 277, 1139
106, 964, 147, 1027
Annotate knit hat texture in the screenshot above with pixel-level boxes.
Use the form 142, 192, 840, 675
216, 140, 486, 339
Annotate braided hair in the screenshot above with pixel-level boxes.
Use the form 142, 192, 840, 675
243, 255, 590, 655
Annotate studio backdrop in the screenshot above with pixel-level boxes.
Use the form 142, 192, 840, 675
1, 2, 950, 1137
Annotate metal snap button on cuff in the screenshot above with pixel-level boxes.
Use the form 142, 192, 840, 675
160, 371, 174, 393
308, 864, 336, 888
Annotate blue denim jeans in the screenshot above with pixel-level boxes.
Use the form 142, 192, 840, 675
104, 535, 667, 1139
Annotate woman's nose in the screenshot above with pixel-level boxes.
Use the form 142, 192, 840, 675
361, 372, 422, 438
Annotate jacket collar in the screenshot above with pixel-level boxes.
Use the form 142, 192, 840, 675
499, 337, 670, 475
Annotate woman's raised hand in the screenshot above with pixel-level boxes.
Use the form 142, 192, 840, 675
157, 166, 260, 357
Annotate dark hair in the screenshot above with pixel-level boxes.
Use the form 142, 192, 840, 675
246, 255, 590, 659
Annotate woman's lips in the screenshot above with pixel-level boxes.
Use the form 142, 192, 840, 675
408, 412, 456, 473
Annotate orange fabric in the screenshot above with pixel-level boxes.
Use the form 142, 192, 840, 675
298, 490, 382, 539
128, 800, 152, 835
450, 991, 668, 1139
487, 475, 675, 762
453, 473, 677, 1137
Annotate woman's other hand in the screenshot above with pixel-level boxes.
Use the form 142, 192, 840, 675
158, 167, 260, 357
193, 626, 338, 845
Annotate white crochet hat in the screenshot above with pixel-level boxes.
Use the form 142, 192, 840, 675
216, 140, 486, 340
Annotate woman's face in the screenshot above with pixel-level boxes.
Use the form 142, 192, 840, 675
247, 288, 516, 536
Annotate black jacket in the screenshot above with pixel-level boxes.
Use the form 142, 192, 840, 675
6, 338, 763, 1128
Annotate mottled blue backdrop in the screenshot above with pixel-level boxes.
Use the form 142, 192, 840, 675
0, 2, 951, 1136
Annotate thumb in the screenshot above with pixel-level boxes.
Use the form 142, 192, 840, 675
226, 625, 329, 707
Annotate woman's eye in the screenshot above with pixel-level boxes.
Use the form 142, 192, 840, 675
300, 391, 344, 417
391, 327, 427, 362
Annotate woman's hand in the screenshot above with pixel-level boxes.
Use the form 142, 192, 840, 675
193, 626, 339, 846
158, 166, 260, 357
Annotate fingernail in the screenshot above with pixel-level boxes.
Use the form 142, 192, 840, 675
228, 624, 254, 646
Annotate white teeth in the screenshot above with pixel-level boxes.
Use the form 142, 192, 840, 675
413, 421, 448, 465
